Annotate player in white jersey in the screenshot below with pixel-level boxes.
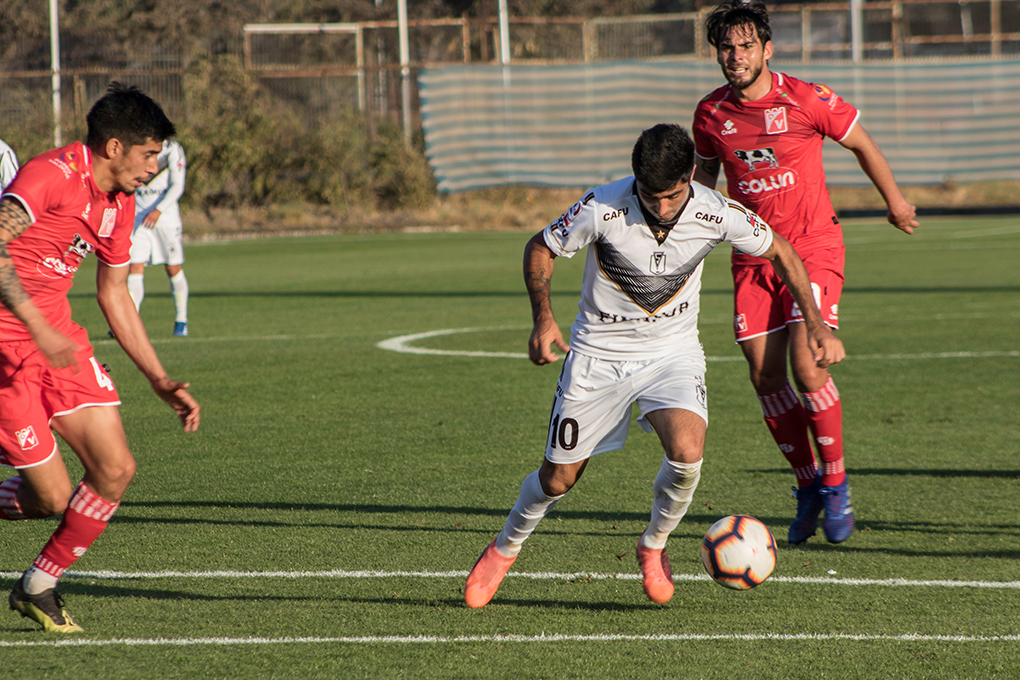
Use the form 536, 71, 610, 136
129, 139, 189, 336
465, 124, 845, 608
0, 138, 18, 190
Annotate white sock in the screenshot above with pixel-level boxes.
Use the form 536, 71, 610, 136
127, 273, 145, 311
23, 565, 59, 595
641, 457, 703, 550
168, 270, 189, 323
494, 470, 565, 557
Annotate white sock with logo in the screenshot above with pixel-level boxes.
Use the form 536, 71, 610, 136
168, 271, 189, 323
494, 470, 565, 557
641, 457, 703, 550
127, 273, 145, 311
23, 564, 58, 595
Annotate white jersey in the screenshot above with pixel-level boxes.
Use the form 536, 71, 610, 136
0, 139, 19, 191
543, 177, 773, 360
134, 139, 185, 227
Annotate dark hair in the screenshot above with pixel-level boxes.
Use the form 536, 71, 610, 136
631, 124, 696, 193
86, 82, 176, 151
705, 0, 772, 48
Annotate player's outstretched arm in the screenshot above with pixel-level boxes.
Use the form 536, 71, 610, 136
0, 198, 81, 369
524, 231, 569, 366
839, 125, 919, 235
96, 261, 200, 431
761, 234, 846, 368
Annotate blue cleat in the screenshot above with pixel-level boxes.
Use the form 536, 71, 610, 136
173, 322, 188, 337
820, 477, 855, 543
788, 475, 823, 544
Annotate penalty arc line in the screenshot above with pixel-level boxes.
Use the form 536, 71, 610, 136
377, 327, 1020, 361
1, 632, 1020, 649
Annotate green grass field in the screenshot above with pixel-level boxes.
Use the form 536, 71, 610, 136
1, 216, 1018, 679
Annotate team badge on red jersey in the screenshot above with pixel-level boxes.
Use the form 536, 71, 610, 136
99, 208, 117, 237
15, 426, 39, 451
764, 107, 788, 134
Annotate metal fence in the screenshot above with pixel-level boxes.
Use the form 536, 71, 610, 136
2, 2, 1019, 139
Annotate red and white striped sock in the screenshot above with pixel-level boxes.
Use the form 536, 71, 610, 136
32, 482, 119, 580
800, 376, 846, 487
0, 476, 26, 520
758, 382, 818, 487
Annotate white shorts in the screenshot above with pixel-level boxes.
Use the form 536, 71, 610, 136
544, 349, 708, 465
130, 222, 185, 266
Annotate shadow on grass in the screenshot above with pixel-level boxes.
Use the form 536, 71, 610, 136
119, 500, 657, 524
0, 580, 664, 614
112, 500, 1020, 542
777, 541, 1020, 560
747, 467, 1020, 479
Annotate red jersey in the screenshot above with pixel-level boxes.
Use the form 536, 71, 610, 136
1, 142, 133, 340
692, 72, 859, 265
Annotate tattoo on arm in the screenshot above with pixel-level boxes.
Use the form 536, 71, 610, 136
0, 199, 32, 242
525, 268, 552, 318
0, 199, 33, 312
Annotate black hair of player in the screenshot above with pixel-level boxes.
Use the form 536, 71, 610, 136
705, 0, 772, 49
86, 82, 176, 151
631, 124, 695, 194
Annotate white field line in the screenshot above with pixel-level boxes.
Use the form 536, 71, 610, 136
2, 569, 1018, 590
377, 328, 1020, 361
95, 334, 332, 347
950, 224, 1020, 238
1, 632, 1019, 649
376, 326, 531, 358
1, 570, 1016, 648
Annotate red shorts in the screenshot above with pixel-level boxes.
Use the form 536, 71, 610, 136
0, 326, 120, 469
732, 248, 844, 342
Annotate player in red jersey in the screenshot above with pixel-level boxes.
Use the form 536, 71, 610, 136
692, 1, 918, 545
0, 83, 200, 632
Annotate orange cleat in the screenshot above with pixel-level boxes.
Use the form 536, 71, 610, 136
465, 539, 517, 608
636, 536, 674, 604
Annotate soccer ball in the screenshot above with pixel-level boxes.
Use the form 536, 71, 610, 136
700, 515, 777, 590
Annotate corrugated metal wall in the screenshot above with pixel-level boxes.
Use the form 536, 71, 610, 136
420, 59, 1020, 192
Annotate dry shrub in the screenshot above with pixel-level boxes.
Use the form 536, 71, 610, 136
181, 55, 303, 209
369, 122, 436, 211
302, 109, 372, 211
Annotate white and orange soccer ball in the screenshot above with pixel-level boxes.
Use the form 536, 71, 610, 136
700, 515, 777, 590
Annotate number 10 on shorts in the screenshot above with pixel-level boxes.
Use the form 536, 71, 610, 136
548, 413, 579, 451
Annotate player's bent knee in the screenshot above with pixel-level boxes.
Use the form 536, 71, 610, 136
663, 435, 705, 464
539, 459, 586, 497
34, 490, 74, 517
539, 471, 575, 497
749, 368, 790, 395
21, 479, 74, 517
86, 454, 137, 499
791, 365, 829, 393
110, 455, 137, 489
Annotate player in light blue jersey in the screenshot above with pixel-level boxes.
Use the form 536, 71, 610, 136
129, 139, 189, 337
